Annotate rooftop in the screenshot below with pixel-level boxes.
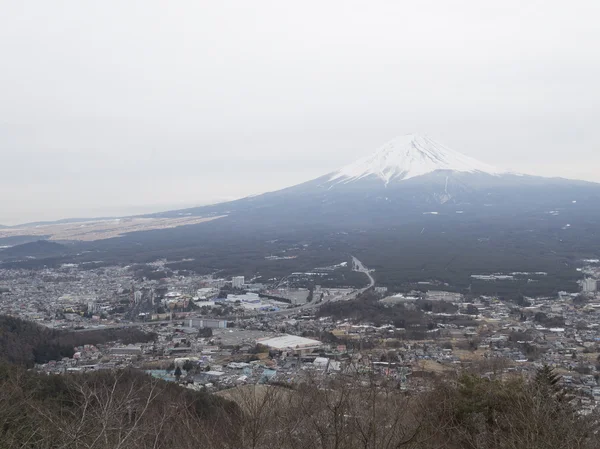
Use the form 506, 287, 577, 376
257, 334, 322, 350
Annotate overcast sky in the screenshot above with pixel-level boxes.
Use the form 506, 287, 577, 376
1, 0, 599, 225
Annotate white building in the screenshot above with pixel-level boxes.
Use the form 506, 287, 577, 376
257, 335, 323, 356
196, 287, 219, 300
188, 318, 228, 329
232, 276, 245, 289
583, 278, 597, 293
426, 290, 463, 302
87, 301, 99, 313
211, 279, 226, 288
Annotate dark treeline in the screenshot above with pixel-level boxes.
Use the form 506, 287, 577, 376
0, 240, 67, 259
316, 291, 477, 335
0, 235, 51, 246
0, 315, 155, 368
2, 216, 590, 297
316, 290, 429, 328
128, 217, 591, 297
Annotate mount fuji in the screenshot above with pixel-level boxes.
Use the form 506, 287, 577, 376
130, 135, 600, 294
154, 134, 600, 229
328, 134, 504, 185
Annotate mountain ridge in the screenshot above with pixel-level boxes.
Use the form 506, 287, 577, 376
5, 135, 600, 227
143, 134, 600, 226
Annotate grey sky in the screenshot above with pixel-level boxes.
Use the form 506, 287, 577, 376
1, 0, 599, 225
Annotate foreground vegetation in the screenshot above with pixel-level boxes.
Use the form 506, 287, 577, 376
0, 365, 237, 449
0, 315, 598, 448
0, 362, 598, 449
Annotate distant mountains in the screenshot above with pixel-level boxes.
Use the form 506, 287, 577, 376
0, 240, 67, 259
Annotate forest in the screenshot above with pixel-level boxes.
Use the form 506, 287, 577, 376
316, 290, 429, 328
315, 291, 477, 337
0, 315, 155, 368
1, 205, 596, 297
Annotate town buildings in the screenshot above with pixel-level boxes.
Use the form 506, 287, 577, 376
231, 276, 245, 289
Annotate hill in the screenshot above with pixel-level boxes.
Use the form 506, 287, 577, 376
0, 364, 239, 449
0, 240, 67, 259
0, 315, 239, 448
0, 315, 156, 368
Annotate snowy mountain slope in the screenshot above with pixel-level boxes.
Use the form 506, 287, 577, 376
328, 134, 505, 185
147, 133, 600, 231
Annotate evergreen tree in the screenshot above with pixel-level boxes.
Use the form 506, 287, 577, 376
174, 366, 182, 380
182, 360, 194, 372
534, 364, 570, 404
535, 364, 561, 388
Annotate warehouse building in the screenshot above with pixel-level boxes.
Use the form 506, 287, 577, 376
256, 334, 323, 356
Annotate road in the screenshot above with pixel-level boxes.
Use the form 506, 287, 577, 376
70, 320, 177, 332
264, 255, 374, 316
352, 255, 375, 288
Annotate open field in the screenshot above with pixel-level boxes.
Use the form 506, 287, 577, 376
216, 385, 293, 411
0, 216, 226, 242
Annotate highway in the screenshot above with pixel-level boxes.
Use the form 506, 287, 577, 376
352, 255, 375, 288
264, 255, 374, 316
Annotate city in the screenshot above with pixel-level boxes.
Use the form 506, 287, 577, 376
1, 254, 599, 414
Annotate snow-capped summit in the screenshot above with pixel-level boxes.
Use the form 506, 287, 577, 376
329, 134, 504, 185
149, 133, 600, 239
